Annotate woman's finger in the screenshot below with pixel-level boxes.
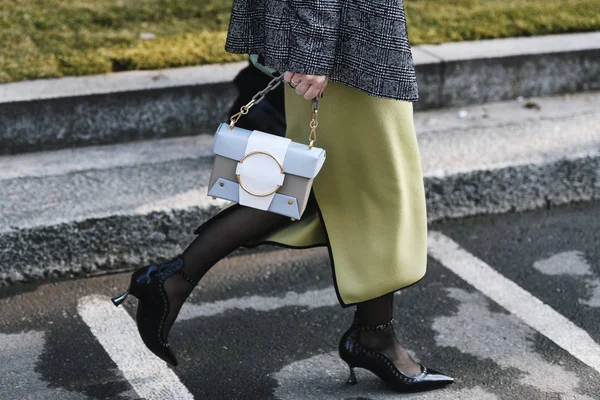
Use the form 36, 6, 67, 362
304, 85, 321, 100
283, 71, 295, 83
295, 79, 311, 96
284, 72, 327, 98
319, 79, 328, 98
284, 71, 299, 88
291, 75, 302, 87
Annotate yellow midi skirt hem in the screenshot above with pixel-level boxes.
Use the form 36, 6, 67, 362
202, 81, 428, 307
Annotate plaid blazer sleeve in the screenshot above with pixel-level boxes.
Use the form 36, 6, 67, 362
286, 0, 342, 75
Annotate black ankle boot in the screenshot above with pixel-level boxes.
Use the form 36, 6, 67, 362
111, 255, 198, 366
338, 313, 454, 392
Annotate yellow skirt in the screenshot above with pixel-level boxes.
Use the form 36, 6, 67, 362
219, 81, 427, 306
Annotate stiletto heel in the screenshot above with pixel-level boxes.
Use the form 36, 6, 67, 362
339, 312, 454, 393
111, 290, 129, 307
111, 255, 197, 366
346, 364, 357, 385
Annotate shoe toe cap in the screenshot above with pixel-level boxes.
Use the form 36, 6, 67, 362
423, 368, 454, 383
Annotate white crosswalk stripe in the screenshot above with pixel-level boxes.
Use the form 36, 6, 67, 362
77, 295, 194, 400
178, 287, 339, 321
428, 230, 600, 374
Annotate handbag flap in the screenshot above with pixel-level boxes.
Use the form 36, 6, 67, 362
213, 123, 326, 179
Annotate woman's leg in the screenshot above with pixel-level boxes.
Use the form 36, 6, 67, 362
161, 205, 294, 338
356, 293, 422, 376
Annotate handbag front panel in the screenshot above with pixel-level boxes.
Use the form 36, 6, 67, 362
208, 155, 313, 218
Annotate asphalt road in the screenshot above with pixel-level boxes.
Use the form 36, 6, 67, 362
1, 201, 600, 400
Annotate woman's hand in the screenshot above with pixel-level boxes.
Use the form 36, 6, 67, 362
284, 71, 328, 100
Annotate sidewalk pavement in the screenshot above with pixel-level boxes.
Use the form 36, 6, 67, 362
1, 91, 598, 284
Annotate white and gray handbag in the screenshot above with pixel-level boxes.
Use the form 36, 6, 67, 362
207, 75, 326, 221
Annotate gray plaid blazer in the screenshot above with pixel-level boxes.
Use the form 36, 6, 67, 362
225, 0, 419, 101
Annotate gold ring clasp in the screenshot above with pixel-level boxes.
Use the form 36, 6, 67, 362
235, 151, 285, 197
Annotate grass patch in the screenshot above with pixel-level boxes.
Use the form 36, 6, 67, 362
405, 0, 600, 44
1, 0, 599, 83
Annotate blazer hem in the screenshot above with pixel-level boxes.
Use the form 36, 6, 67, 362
227, 46, 420, 102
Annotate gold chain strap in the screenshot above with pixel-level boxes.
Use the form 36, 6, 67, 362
229, 75, 320, 150
308, 98, 318, 150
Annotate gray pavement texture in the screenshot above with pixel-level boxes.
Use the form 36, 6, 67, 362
1, 32, 598, 154
0, 201, 599, 399
1, 91, 599, 285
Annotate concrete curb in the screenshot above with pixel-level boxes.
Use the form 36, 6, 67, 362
2, 152, 599, 285
413, 32, 600, 108
1, 32, 599, 155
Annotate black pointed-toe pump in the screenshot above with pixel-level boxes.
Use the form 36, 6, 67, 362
339, 314, 454, 393
111, 255, 198, 367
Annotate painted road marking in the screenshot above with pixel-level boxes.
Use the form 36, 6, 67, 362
273, 286, 597, 399
77, 295, 194, 400
0, 331, 88, 400
533, 250, 600, 307
432, 288, 594, 398
428, 231, 600, 374
177, 287, 338, 321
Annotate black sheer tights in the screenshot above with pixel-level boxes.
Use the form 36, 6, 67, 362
356, 293, 422, 376
161, 204, 293, 340
162, 202, 420, 377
